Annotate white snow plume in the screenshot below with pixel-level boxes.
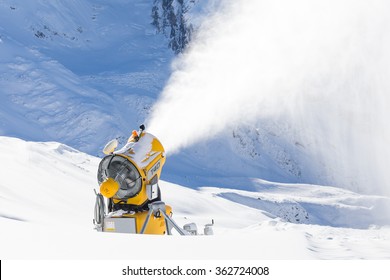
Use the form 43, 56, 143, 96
147, 0, 390, 196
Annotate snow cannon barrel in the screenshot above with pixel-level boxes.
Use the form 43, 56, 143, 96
97, 127, 166, 210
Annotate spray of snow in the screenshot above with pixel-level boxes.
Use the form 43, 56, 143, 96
147, 0, 390, 196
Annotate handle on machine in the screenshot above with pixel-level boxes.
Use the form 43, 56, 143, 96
133, 124, 145, 142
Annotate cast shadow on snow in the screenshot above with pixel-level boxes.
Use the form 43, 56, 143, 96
0, 213, 27, 222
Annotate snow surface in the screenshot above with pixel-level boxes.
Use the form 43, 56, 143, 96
1, 136, 389, 259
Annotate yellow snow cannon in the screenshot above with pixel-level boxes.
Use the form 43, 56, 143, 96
94, 125, 187, 235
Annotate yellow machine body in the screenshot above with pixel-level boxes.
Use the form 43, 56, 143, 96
98, 131, 166, 207
101, 204, 174, 235
114, 132, 165, 206
96, 129, 172, 235
123, 205, 172, 234
94, 128, 207, 235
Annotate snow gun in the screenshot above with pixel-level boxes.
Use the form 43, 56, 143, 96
93, 125, 213, 235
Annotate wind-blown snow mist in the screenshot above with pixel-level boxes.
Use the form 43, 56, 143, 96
147, 0, 390, 195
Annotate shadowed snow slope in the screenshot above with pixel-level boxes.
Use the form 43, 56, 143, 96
1, 137, 389, 259
0, 0, 172, 154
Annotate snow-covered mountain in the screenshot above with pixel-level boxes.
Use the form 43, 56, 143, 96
3, 0, 390, 196
1, 0, 390, 260
0, 0, 177, 154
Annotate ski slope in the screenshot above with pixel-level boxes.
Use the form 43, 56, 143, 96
1, 136, 389, 259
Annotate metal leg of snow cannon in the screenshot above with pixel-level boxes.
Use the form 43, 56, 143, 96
162, 210, 188, 235
93, 190, 105, 232
140, 201, 188, 235
166, 218, 173, 235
